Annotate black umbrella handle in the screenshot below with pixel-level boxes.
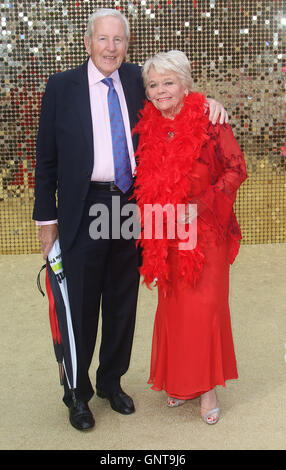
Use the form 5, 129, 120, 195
37, 264, 47, 297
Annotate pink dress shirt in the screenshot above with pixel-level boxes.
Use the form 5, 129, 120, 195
88, 58, 135, 181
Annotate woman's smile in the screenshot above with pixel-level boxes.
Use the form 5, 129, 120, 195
146, 66, 187, 119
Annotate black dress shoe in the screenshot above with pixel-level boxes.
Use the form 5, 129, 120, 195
97, 389, 135, 415
69, 400, 95, 431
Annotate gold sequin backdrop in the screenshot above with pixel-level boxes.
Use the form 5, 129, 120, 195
0, 0, 285, 254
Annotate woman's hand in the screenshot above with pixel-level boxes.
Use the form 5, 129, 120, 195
177, 204, 197, 224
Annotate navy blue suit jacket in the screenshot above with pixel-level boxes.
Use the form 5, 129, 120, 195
33, 60, 146, 252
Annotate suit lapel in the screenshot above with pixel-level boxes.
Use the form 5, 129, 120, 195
72, 61, 94, 160
119, 65, 138, 129
119, 64, 140, 152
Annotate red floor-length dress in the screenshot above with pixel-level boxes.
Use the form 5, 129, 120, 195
148, 227, 237, 399
134, 93, 247, 399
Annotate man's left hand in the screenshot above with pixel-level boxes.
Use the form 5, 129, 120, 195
206, 98, 229, 125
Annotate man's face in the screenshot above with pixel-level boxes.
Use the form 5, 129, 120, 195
84, 16, 128, 77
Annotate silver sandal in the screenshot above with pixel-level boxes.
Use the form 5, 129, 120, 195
167, 396, 186, 407
201, 407, 220, 425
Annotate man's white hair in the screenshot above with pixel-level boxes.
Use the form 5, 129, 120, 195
85, 8, 130, 42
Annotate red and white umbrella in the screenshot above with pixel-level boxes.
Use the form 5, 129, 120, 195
38, 239, 77, 400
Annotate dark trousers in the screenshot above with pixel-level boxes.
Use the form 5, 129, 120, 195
61, 186, 140, 407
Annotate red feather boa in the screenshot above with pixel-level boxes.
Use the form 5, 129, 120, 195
133, 93, 210, 294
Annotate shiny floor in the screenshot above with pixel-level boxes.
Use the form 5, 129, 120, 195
0, 243, 285, 450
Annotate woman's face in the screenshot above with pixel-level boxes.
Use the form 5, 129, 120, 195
146, 66, 188, 119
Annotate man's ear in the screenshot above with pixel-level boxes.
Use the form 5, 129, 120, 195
84, 35, 91, 55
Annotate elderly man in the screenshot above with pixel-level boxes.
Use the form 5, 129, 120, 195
33, 8, 228, 431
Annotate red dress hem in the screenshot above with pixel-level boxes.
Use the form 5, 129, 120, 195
147, 374, 238, 400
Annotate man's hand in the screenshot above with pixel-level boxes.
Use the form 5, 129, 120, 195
205, 98, 229, 125
38, 224, 58, 259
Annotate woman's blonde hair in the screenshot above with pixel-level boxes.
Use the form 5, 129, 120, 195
142, 50, 193, 92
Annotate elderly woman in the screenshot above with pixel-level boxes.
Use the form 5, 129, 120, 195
133, 51, 247, 425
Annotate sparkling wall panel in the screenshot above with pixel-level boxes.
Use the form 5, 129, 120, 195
0, 0, 285, 254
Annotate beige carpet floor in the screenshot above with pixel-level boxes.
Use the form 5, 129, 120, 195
0, 244, 286, 450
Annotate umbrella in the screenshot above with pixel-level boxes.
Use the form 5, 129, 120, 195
37, 239, 77, 402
